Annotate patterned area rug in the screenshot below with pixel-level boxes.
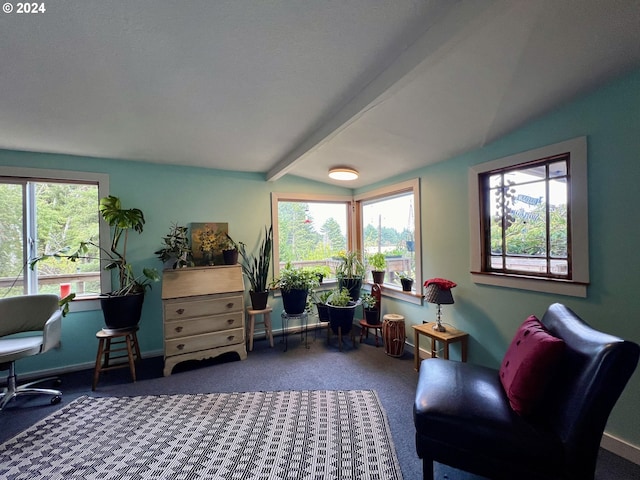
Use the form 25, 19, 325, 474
0, 390, 403, 479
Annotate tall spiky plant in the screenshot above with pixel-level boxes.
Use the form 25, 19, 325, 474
238, 225, 273, 293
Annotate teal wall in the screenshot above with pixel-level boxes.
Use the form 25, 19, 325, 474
357, 67, 640, 447
1, 66, 638, 448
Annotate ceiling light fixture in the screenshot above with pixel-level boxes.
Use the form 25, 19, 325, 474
328, 167, 359, 181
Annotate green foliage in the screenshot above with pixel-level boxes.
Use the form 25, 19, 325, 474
335, 250, 366, 279
368, 252, 386, 271
238, 225, 273, 292
30, 195, 159, 298
326, 287, 353, 307
361, 292, 377, 309
271, 262, 319, 292
397, 271, 413, 280
155, 223, 193, 269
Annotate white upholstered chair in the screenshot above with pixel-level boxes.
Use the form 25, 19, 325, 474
0, 294, 63, 410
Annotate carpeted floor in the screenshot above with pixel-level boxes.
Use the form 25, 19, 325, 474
0, 390, 402, 479
1, 326, 639, 479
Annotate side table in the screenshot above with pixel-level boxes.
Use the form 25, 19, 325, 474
412, 322, 468, 371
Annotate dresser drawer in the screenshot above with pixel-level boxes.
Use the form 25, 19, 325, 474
165, 312, 244, 339
165, 327, 245, 356
164, 294, 243, 321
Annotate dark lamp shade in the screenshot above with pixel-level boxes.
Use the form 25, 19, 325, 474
425, 283, 454, 305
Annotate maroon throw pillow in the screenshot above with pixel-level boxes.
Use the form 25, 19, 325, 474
499, 315, 565, 415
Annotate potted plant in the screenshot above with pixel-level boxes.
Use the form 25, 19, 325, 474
368, 252, 387, 284
398, 272, 414, 292
326, 286, 358, 335
312, 289, 332, 322
271, 262, 319, 315
305, 265, 331, 284
30, 195, 160, 328
238, 225, 273, 310
221, 233, 239, 265
155, 222, 193, 269
361, 292, 380, 324
335, 250, 366, 301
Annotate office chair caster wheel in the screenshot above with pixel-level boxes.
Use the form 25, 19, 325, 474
51, 395, 62, 405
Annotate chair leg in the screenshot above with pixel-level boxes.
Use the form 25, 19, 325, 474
0, 362, 61, 411
422, 458, 434, 480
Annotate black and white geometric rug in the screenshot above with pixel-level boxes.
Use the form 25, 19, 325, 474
0, 390, 403, 479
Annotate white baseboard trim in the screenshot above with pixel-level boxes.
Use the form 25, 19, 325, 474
601, 433, 640, 465
413, 344, 640, 465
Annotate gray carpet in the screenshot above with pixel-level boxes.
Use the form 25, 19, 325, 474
0, 390, 402, 479
1, 326, 639, 479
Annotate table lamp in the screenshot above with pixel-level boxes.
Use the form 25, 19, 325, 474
424, 278, 456, 332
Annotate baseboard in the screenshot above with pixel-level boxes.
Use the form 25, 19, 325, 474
413, 343, 640, 465
601, 433, 640, 465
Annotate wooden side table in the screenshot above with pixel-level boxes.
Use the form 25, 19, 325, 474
412, 322, 468, 371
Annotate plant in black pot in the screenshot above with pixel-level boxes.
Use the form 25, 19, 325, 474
398, 271, 414, 292
271, 262, 319, 315
368, 252, 387, 284
221, 233, 239, 265
31, 195, 160, 328
335, 250, 365, 301
155, 222, 194, 269
326, 286, 358, 335
361, 292, 380, 325
238, 225, 273, 310
311, 289, 332, 323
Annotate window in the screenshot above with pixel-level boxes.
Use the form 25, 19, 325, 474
271, 193, 352, 283
469, 137, 589, 297
0, 167, 109, 307
272, 179, 421, 304
355, 179, 421, 302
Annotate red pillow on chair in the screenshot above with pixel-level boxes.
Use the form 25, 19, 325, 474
499, 315, 565, 415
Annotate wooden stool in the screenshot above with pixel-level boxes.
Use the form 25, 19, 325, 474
246, 306, 274, 351
359, 320, 383, 347
92, 327, 141, 391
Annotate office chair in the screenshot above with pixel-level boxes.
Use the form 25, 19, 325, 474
0, 294, 63, 410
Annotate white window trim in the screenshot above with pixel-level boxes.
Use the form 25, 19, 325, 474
355, 178, 422, 305
0, 166, 110, 312
270, 192, 353, 284
468, 137, 589, 297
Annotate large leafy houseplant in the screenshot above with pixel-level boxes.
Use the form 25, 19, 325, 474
155, 222, 193, 269
335, 250, 365, 301
238, 225, 273, 310
31, 196, 159, 321
271, 262, 319, 314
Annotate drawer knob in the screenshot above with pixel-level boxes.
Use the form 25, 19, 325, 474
175, 326, 183, 333
175, 308, 185, 315
177, 344, 185, 350
227, 318, 234, 325
227, 335, 234, 341
226, 302, 234, 309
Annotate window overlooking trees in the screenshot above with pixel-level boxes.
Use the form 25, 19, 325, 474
359, 188, 417, 291
272, 179, 421, 303
272, 194, 352, 282
469, 137, 589, 297
483, 154, 569, 278
0, 168, 109, 301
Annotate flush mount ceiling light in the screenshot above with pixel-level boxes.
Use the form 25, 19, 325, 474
328, 167, 359, 181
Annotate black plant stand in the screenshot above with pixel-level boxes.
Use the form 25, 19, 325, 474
280, 312, 309, 351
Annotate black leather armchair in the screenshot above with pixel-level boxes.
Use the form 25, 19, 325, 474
413, 303, 639, 480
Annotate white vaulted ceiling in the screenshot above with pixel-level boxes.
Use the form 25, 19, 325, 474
1, 0, 639, 188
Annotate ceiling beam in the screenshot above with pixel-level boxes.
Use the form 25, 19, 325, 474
265, 0, 500, 182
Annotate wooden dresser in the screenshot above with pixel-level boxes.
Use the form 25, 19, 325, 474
161, 265, 246, 376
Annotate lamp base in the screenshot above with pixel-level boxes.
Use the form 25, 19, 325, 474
433, 322, 446, 332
